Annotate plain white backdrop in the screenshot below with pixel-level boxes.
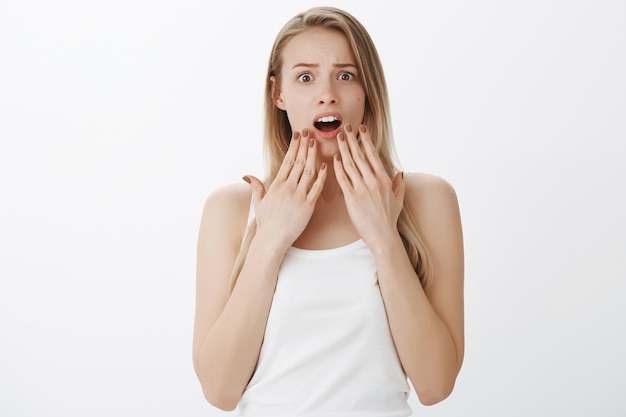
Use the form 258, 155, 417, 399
1, 0, 624, 416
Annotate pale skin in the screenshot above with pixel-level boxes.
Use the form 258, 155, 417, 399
192, 27, 464, 411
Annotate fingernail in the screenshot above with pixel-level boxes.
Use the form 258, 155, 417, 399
338, 132, 345, 141
359, 124, 367, 133
302, 128, 309, 137
242, 176, 251, 184
293, 131, 300, 140
309, 139, 315, 147
401, 171, 404, 179
320, 162, 327, 170
345, 124, 352, 133
334, 153, 341, 161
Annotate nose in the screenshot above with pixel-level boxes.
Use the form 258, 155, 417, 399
318, 77, 338, 105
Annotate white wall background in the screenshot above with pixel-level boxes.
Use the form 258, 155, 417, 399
1, 0, 624, 416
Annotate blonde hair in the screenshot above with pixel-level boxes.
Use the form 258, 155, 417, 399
229, 6, 432, 291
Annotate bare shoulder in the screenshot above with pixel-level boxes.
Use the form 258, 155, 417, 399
402, 172, 463, 260
202, 182, 252, 217
199, 182, 253, 250
403, 172, 460, 213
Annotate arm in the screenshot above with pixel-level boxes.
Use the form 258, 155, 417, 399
334, 125, 464, 405
192, 185, 285, 410
192, 131, 327, 410
373, 174, 464, 405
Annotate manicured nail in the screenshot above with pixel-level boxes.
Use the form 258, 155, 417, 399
302, 129, 309, 137
338, 132, 345, 141
242, 176, 251, 184
320, 162, 327, 170
334, 153, 341, 161
359, 124, 367, 133
401, 171, 404, 179
293, 131, 300, 140
345, 124, 352, 133
309, 139, 315, 147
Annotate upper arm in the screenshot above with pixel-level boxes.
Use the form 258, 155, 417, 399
192, 184, 251, 374
406, 173, 465, 366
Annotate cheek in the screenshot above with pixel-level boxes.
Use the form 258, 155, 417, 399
354, 93, 366, 119
283, 106, 308, 131
354, 87, 365, 106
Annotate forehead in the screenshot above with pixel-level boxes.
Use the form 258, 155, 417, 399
281, 27, 356, 66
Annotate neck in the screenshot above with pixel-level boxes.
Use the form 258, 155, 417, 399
319, 161, 343, 201
321, 179, 339, 201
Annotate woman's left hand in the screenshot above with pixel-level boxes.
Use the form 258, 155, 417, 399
333, 124, 405, 249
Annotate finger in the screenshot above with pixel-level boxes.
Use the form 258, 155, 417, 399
358, 124, 385, 176
306, 162, 328, 203
298, 132, 318, 193
287, 129, 310, 185
344, 124, 374, 181
333, 152, 354, 193
336, 130, 362, 185
276, 131, 301, 181
243, 175, 266, 207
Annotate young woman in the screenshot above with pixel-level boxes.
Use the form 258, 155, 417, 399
192, 6, 464, 416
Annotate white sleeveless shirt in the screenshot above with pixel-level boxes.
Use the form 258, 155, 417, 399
238, 239, 412, 417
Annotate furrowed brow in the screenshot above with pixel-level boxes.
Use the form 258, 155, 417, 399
291, 63, 358, 70
292, 63, 318, 69
334, 63, 358, 70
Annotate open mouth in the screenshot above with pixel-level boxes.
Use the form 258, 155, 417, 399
314, 115, 342, 132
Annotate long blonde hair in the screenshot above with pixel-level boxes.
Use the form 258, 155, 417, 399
229, 6, 432, 291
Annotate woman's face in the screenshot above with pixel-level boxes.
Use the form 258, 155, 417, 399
272, 27, 366, 159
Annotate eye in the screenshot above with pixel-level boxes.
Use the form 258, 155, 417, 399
338, 71, 355, 81
297, 72, 313, 83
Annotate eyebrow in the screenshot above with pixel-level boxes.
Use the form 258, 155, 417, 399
291, 63, 358, 70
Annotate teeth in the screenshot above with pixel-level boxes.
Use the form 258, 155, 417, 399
316, 116, 339, 123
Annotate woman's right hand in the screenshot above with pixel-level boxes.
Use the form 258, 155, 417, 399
243, 129, 327, 252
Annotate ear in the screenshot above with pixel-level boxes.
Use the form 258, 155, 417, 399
270, 76, 286, 110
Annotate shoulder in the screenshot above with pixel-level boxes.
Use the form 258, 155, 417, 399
402, 172, 462, 243
199, 182, 253, 245
403, 172, 459, 210
202, 182, 252, 215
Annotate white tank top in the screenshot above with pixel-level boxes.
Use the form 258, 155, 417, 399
238, 239, 412, 416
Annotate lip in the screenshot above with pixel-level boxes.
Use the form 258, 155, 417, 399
312, 112, 343, 140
